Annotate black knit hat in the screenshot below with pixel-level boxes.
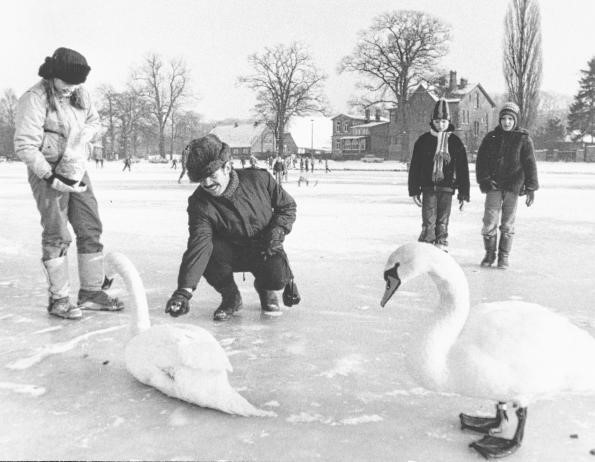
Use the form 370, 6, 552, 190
185, 134, 231, 182
432, 98, 450, 120
38, 47, 91, 85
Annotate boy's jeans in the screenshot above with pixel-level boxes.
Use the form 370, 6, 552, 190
481, 190, 518, 239
419, 189, 453, 246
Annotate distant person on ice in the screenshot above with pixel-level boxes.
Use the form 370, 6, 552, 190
14, 47, 124, 320
408, 97, 470, 252
273, 154, 285, 184
122, 156, 132, 172
165, 134, 300, 321
475, 101, 539, 269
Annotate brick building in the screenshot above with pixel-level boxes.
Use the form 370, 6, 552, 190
331, 110, 389, 160
388, 71, 497, 162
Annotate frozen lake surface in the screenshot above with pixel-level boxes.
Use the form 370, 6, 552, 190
1, 160, 595, 461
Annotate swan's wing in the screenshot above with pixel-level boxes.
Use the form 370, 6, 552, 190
164, 324, 233, 373
453, 301, 595, 394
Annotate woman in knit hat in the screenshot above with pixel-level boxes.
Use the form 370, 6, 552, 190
408, 98, 470, 252
14, 47, 123, 319
475, 101, 539, 269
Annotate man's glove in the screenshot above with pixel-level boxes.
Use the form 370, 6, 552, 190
165, 289, 192, 317
262, 227, 285, 259
45, 174, 87, 193
525, 190, 535, 207
480, 179, 499, 192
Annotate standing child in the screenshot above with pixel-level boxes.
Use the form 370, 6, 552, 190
408, 98, 470, 252
475, 102, 538, 269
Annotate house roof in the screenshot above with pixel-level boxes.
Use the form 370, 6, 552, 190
331, 113, 366, 121
351, 121, 389, 128
447, 82, 496, 107
209, 122, 268, 148
412, 81, 496, 107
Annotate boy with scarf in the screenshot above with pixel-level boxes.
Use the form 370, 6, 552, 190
408, 98, 470, 252
475, 101, 538, 269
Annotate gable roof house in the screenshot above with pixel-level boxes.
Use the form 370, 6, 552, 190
209, 121, 275, 158
388, 71, 497, 162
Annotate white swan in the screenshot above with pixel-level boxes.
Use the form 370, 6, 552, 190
105, 252, 274, 417
380, 242, 595, 459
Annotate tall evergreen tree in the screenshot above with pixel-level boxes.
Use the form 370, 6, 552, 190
567, 57, 595, 141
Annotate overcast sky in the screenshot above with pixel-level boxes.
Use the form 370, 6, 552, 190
1, 0, 593, 121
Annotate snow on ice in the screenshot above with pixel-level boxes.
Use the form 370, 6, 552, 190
2, 160, 595, 460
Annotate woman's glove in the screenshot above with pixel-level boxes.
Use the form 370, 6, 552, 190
262, 227, 285, 259
45, 174, 87, 193
165, 289, 192, 317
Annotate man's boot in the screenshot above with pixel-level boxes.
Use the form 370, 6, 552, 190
497, 234, 513, 269
254, 280, 280, 314
42, 257, 82, 320
77, 253, 124, 311
213, 282, 243, 321
480, 236, 497, 267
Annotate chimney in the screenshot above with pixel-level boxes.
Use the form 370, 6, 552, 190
234, 122, 239, 128
438, 76, 447, 88
375, 109, 381, 122
449, 70, 457, 92
364, 108, 370, 122
459, 78, 468, 89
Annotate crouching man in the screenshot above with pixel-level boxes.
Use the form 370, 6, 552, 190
165, 134, 300, 321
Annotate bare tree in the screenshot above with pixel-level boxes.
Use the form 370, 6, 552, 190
114, 86, 149, 158
136, 53, 189, 158
503, 0, 542, 129
96, 85, 119, 159
340, 10, 450, 156
0, 89, 17, 158
239, 42, 327, 156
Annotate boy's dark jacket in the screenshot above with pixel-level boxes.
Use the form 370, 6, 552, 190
475, 126, 539, 195
177, 168, 296, 290
408, 124, 470, 201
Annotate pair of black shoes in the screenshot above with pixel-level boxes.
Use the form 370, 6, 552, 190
212, 279, 301, 321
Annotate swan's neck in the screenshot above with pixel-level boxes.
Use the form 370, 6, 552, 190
105, 253, 151, 335
419, 258, 470, 387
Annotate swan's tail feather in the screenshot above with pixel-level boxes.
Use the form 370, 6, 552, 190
216, 389, 277, 417
104, 252, 151, 333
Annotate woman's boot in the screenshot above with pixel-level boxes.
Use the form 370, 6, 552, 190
43, 256, 82, 320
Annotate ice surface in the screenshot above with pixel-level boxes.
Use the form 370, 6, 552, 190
2, 160, 595, 460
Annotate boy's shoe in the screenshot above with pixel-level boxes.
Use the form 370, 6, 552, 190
78, 290, 124, 311
48, 297, 83, 320
434, 243, 448, 253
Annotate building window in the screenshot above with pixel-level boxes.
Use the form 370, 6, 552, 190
343, 122, 349, 132
335, 140, 341, 150
475, 93, 480, 109
474, 121, 480, 136
335, 120, 341, 132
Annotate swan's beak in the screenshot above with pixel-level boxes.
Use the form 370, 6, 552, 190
380, 274, 401, 307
